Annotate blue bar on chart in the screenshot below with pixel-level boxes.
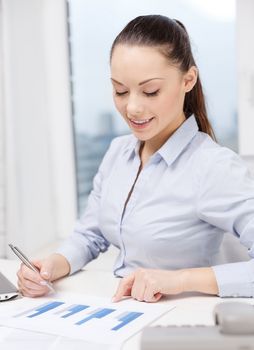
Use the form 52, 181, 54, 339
111, 311, 143, 331
75, 308, 115, 325
28, 301, 65, 318
54, 304, 76, 315
14, 301, 59, 318
61, 304, 89, 318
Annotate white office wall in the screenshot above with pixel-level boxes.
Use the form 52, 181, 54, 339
237, 0, 254, 155
0, 1, 6, 257
1, 0, 76, 258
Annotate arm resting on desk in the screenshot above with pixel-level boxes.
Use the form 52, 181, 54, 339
112, 267, 219, 303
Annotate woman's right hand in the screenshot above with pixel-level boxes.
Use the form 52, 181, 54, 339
17, 253, 70, 297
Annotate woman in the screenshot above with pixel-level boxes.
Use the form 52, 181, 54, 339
17, 15, 254, 302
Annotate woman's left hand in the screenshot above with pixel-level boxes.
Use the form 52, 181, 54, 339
112, 268, 185, 303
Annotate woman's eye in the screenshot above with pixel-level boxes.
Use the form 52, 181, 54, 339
115, 91, 128, 96
115, 90, 159, 97
144, 90, 159, 97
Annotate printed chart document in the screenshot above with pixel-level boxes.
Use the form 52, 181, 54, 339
0, 292, 175, 346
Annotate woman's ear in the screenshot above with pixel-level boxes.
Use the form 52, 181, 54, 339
183, 66, 198, 92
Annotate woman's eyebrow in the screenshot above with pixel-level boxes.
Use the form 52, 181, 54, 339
110, 77, 164, 86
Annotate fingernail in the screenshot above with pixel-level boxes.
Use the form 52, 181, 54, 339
39, 281, 48, 286
111, 296, 116, 302
41, 271, 49, 277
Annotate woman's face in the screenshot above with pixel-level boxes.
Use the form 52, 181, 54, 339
110, 44, 196, 146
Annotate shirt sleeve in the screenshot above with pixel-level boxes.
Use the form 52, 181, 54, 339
196, 148, 254, 297
56, 138, 118, 274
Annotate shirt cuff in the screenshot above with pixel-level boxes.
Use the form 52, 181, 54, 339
56, 238, 93, 275
212, 261, 254, 298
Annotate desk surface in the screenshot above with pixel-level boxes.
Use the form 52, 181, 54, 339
0, 257, 252, 349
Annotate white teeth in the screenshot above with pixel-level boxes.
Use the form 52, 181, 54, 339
130, 118, 152, 124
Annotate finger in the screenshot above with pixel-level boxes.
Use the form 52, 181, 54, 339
20, 286, 48, 298
18, 280, 49, 298
17, 278, 48, 295
17, 266, 48, 293
112, 274, 135, 302
23, 279, 49, 292
17, 272, 41, 292
131, 278, 146, 302
20, 264, 43, 284
143, 285, 163, 303
33, 260, 53, 281
19, 284, 48, 297
18, 280, 34, 297
144, 293, 163, 303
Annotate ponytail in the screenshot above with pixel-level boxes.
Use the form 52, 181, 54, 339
185, 76, 216, 140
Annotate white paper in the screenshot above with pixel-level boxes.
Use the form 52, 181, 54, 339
0, 292, 174, 345
0, 326, 116, 350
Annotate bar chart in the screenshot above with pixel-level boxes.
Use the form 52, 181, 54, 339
13, 300, 143, 331
0, 293, 171, 345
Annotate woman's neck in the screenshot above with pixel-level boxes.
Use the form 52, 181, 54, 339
140, 113, 186, 165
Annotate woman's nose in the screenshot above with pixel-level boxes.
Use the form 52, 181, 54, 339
126, 95, 144, 116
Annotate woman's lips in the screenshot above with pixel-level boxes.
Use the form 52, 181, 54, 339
129, 117, 154, 129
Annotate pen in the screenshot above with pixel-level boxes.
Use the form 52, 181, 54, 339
8, 243, 55, 293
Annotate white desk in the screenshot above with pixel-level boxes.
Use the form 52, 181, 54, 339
0, 257, 252, 349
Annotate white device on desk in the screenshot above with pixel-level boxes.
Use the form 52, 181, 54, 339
141, 302, 254, 350
0, 271, 19, 301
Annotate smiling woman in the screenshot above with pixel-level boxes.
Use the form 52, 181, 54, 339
109, 16, 213, 164
68, 0, 237, 215
16, 14, 254, 303
110, 45, 196, 151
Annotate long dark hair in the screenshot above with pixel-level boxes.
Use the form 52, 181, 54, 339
110, 15, 216, 140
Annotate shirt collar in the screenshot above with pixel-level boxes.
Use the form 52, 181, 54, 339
158, 115, 199, 166
123, 136, 141, 160
123, 115, 199, 165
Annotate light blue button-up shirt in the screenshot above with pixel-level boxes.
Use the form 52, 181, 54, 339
57, 116, 254, 297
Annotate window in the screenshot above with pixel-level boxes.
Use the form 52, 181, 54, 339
67, 0, 237, 215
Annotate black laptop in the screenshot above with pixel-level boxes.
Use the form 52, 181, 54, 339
0, 271, 19, 301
